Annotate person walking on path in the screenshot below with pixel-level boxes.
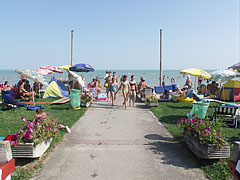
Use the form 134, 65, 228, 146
110, 78, 118, 106
129, 75, 137, 107
105, 71, 112, 102
118, 75, 130, 109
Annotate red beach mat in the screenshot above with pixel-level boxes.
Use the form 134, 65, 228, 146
17, 102, 51, 105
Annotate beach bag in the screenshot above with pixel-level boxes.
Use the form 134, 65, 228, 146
70, 89, 81, 109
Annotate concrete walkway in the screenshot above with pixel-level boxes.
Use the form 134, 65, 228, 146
32, 95, 207, 180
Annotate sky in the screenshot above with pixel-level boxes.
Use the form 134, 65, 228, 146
0, 0, 239, 70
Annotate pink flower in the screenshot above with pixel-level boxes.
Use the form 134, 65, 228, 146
208, 131, 211, 133
13, 141, 18, 146
43, 126, 46, 129
50, 121, 53, 126
28, 135, 33, 139
30, 122, 33, 127
213, 133, 216, 135
47, 127, 51, 131
47, 112, 50, 115
21, 116, 25, 122
34, 134, 37, 138
203, 129, 206, 133
197, 126, 200, 129
192, 114, 196, 117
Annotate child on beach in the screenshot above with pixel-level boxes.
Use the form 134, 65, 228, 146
118, 75, 130, 109
110, 78, 118, 106
33, 109, 71, 133
129, 75, 137, 107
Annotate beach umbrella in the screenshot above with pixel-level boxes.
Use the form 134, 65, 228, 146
15, 69, 48, 86
14, 68, 48, 105
180, 68, 211, 90
211, 69, 237, 82
180, 68, 211, 79
40, 66, 64, 73
228, 61, 240, 72
69, 63, 95, 72
67, 70, 85, 88
33, 68, 54, 76
59, 65, 71, 70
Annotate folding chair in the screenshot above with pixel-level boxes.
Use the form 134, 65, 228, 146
212, 106, 238, 128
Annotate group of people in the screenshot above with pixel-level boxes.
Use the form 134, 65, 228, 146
104, 71, 148, 109
175, 75, 221, 99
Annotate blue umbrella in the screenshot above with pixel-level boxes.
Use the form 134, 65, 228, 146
69, 64, 95, 72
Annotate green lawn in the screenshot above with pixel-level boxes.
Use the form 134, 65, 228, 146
0, 96, 86, 180
150, 99, 239, 180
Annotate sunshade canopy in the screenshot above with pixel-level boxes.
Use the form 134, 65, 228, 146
69, 63, 95, 72
180, 68, 211, 79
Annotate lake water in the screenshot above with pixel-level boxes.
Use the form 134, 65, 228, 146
0, 69, 215, 88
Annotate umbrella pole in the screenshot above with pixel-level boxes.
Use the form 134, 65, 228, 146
32, 82, 35, 106
39, 82, 40, 98
194, 76, 197, 90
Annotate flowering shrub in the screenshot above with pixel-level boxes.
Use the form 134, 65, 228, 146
15, 113, 59, 146
176, 115, 227, 148
81, 92, 92, 103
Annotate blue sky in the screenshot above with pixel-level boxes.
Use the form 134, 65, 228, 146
0, 0, 239, 70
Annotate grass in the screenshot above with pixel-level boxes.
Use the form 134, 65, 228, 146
150, 99, 239, 180
0, 96, 86, 180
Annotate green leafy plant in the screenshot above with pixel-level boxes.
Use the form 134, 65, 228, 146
177, 115, 227, 148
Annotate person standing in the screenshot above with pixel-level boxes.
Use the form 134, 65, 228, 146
184, 75, 192, 86
110, 78, 118, 106
129, 75, 137, 107
118, 75, 130, 109
105, 71, 112, 102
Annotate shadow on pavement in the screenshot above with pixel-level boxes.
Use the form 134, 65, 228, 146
144, 134, 201, 169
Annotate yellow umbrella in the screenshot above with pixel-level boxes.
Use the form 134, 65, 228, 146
58, 65, 71, 70
180, 68, 211, 79
180, 68, 211, 90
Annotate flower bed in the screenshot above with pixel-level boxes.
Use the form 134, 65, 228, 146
9, 114, 59, 158
177, 115, 230, 159
146, 95, 159, 107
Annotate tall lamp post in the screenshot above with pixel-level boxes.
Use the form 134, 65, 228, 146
159, 29, 163, 86
71, 30, 74, 66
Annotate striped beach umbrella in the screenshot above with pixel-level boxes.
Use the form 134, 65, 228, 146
15, 68, 48, 86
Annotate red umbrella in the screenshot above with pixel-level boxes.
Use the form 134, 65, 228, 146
40, 66, 64, 73
33, 68, 54, 76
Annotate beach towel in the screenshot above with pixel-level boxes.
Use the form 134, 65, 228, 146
27, 105, 45, 110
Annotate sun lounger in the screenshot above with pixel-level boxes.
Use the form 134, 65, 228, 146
212, 105, 238, 128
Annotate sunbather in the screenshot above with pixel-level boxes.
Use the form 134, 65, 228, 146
33, 109, 71, 133
161, 90, 170, 99
18, 80, 35, 101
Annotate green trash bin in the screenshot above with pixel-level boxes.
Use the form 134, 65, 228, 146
189, 101, 210, 119
70, 89, 81, 110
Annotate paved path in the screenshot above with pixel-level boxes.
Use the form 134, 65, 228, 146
32, 95, 207, 180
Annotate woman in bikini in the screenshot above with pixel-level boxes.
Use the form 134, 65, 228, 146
129, 75, 137, 107
117, 75, 130, 109
110, 78, 118, 106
